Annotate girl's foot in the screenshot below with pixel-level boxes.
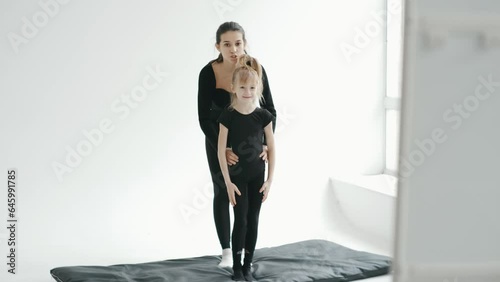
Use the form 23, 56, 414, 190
232, 268, 245, 281
218, 248, 233, 268
242, 264, 254, 281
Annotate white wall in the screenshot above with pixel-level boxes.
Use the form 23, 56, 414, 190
0, 1, 389, 281
395, 0, 500, 281
328, 176, 396, 257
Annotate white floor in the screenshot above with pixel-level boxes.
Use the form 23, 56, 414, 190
4, 269, 392, 282
363, 275, 393, 282
0, 243, 393, 282
0, 178, 396, 282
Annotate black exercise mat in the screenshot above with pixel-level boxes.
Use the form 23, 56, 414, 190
50, 239, 391, 282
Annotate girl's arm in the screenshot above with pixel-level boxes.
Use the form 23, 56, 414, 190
217, 124, 241, 206
259, 122, 275, 202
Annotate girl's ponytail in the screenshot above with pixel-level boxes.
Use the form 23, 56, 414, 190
237, 54, 262, 80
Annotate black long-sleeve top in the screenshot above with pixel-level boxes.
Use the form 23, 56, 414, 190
198, 61, 277, 152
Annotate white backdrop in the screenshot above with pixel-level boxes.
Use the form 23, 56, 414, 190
0, 1, 390, 281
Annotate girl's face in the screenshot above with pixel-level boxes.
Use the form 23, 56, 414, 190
216, 31, 245, 64
232, 76, 258, 104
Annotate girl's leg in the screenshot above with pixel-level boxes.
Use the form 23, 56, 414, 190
205, 139, 231, 250
243, 170, 265, 269
231, 179, 249, 271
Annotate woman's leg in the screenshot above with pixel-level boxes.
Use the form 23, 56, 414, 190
205, 139, 231, 250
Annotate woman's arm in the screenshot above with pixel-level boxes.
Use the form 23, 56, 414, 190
259, 122, 275, 202
198, 65, 218, 151
260, 66, 277, 151
261, 66, 277, 130
218, 124, 241, 206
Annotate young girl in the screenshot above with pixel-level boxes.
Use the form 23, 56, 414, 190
217, 56, 276, 281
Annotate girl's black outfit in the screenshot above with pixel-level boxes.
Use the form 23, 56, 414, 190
197, 61, 276, 250
217, 107, 275, 271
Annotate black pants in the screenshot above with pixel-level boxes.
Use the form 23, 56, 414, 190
205, 138, 231, 249
205, 138, 264, 263
231, 170, 264, 269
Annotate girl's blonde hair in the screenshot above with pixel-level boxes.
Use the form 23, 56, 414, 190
229, 55, 264, 109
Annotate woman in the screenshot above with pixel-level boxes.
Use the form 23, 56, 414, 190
197, 21, 277, 268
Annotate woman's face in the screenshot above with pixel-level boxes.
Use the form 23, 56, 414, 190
216, 31, 245, 64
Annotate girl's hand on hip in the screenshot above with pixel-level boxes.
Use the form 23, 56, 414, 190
259, 181, 271, 203
226, 182, 241, 206
226, 148, 239, 166
259, 145, 268, 162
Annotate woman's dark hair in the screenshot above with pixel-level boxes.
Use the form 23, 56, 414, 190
214, 22, 247, 63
